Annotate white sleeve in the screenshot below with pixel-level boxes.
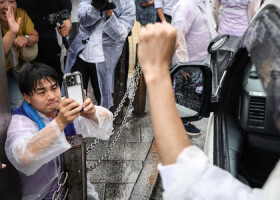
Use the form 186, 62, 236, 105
248, 0, 261, 21
101, 0, 135, 42
154, 0, 163, 9
74, 106, 113, 140
5, 115, 71, 176
158, 146, 263, 200
212, 0, 221, 27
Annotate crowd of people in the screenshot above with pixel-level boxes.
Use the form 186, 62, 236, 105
0, 0, 270, 199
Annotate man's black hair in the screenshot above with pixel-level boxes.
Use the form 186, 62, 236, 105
18, 62, 61, 96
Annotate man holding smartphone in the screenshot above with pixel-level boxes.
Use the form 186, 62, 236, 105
5, 62, 113, 199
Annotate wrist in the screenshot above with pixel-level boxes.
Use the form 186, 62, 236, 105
7, 30, 17, 38
24, 35, 29, 45
91, 113, 98, 123
143, 65, 170, 84
55, 116, 67, 132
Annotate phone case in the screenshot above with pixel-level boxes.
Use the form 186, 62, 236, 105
63, 72, 85, 105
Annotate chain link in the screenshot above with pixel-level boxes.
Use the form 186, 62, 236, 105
86, 63, 141, 154
87, 63, 142, 171
52, 172, 69, 200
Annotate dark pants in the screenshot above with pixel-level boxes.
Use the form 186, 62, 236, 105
156, 13, 172, 23
35, 39, 62, 80
71, 57, 101, 105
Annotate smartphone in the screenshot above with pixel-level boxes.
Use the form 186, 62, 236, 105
63, 72, 85, 106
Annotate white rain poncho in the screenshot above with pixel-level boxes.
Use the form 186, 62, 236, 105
64, 0, 135, 109
158, 146, 265, 200
5, 106, 113, 200
172, 0, 217, 64
212, 0, 261, 36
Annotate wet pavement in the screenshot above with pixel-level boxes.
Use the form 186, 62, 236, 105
86, 77, 208, 200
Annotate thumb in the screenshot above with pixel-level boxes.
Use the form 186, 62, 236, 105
17, 17, 22, 25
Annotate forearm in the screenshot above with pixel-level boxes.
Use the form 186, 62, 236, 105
75, 106, 113, 140
145, 66, 191, 165
8, 119, 71, 175
3, 30, 16, 55
26, 29, 39, 47
212, 1, 221, 27
156, 8, 166, 22
22, 120, 66, 163
102, 1, 135, 41
141, 0, 154, 8
78, 0, 102, 28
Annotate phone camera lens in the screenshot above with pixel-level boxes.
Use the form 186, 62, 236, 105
71, 76, 76, 85
66, 75, 76, 86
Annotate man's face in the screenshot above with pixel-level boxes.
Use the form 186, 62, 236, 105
0, 0, 16, 22
24, 78, 62, 118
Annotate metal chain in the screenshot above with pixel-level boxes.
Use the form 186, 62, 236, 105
87, 64, 142, 171
86, 63, 141, 154
52, 171, 69, 200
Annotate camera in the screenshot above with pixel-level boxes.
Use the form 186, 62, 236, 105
66, 75, 76, 86
48, 9, 70, 49
91, 0, 116, 12
48, 10, 70, 26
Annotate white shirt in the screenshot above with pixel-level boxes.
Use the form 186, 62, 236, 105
172, 0, 217, 64
79, 28, 105, 63
154, 0, 179, 16
158, 146, 263, 200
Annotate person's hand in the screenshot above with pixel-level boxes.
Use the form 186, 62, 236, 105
56, 19, 72, 37
55, 98, 82, 131
13, 35, 28, 48
138, 23, 178, 81
6, 5, 21, 35
105, 9, 113, 17
0, 161, 6, 169
81, 98, 97, 121
80, 90, 98, 122
141, 0, 154, 8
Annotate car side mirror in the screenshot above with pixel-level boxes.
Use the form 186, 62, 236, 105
208, 34, 229, 54
170, 63, 212, 121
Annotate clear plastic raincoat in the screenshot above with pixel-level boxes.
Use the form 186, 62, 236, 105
5, 106, 113, 200
64, 0, 135, 109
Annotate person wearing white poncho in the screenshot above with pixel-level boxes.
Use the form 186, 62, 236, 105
5, 63, 113, 200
